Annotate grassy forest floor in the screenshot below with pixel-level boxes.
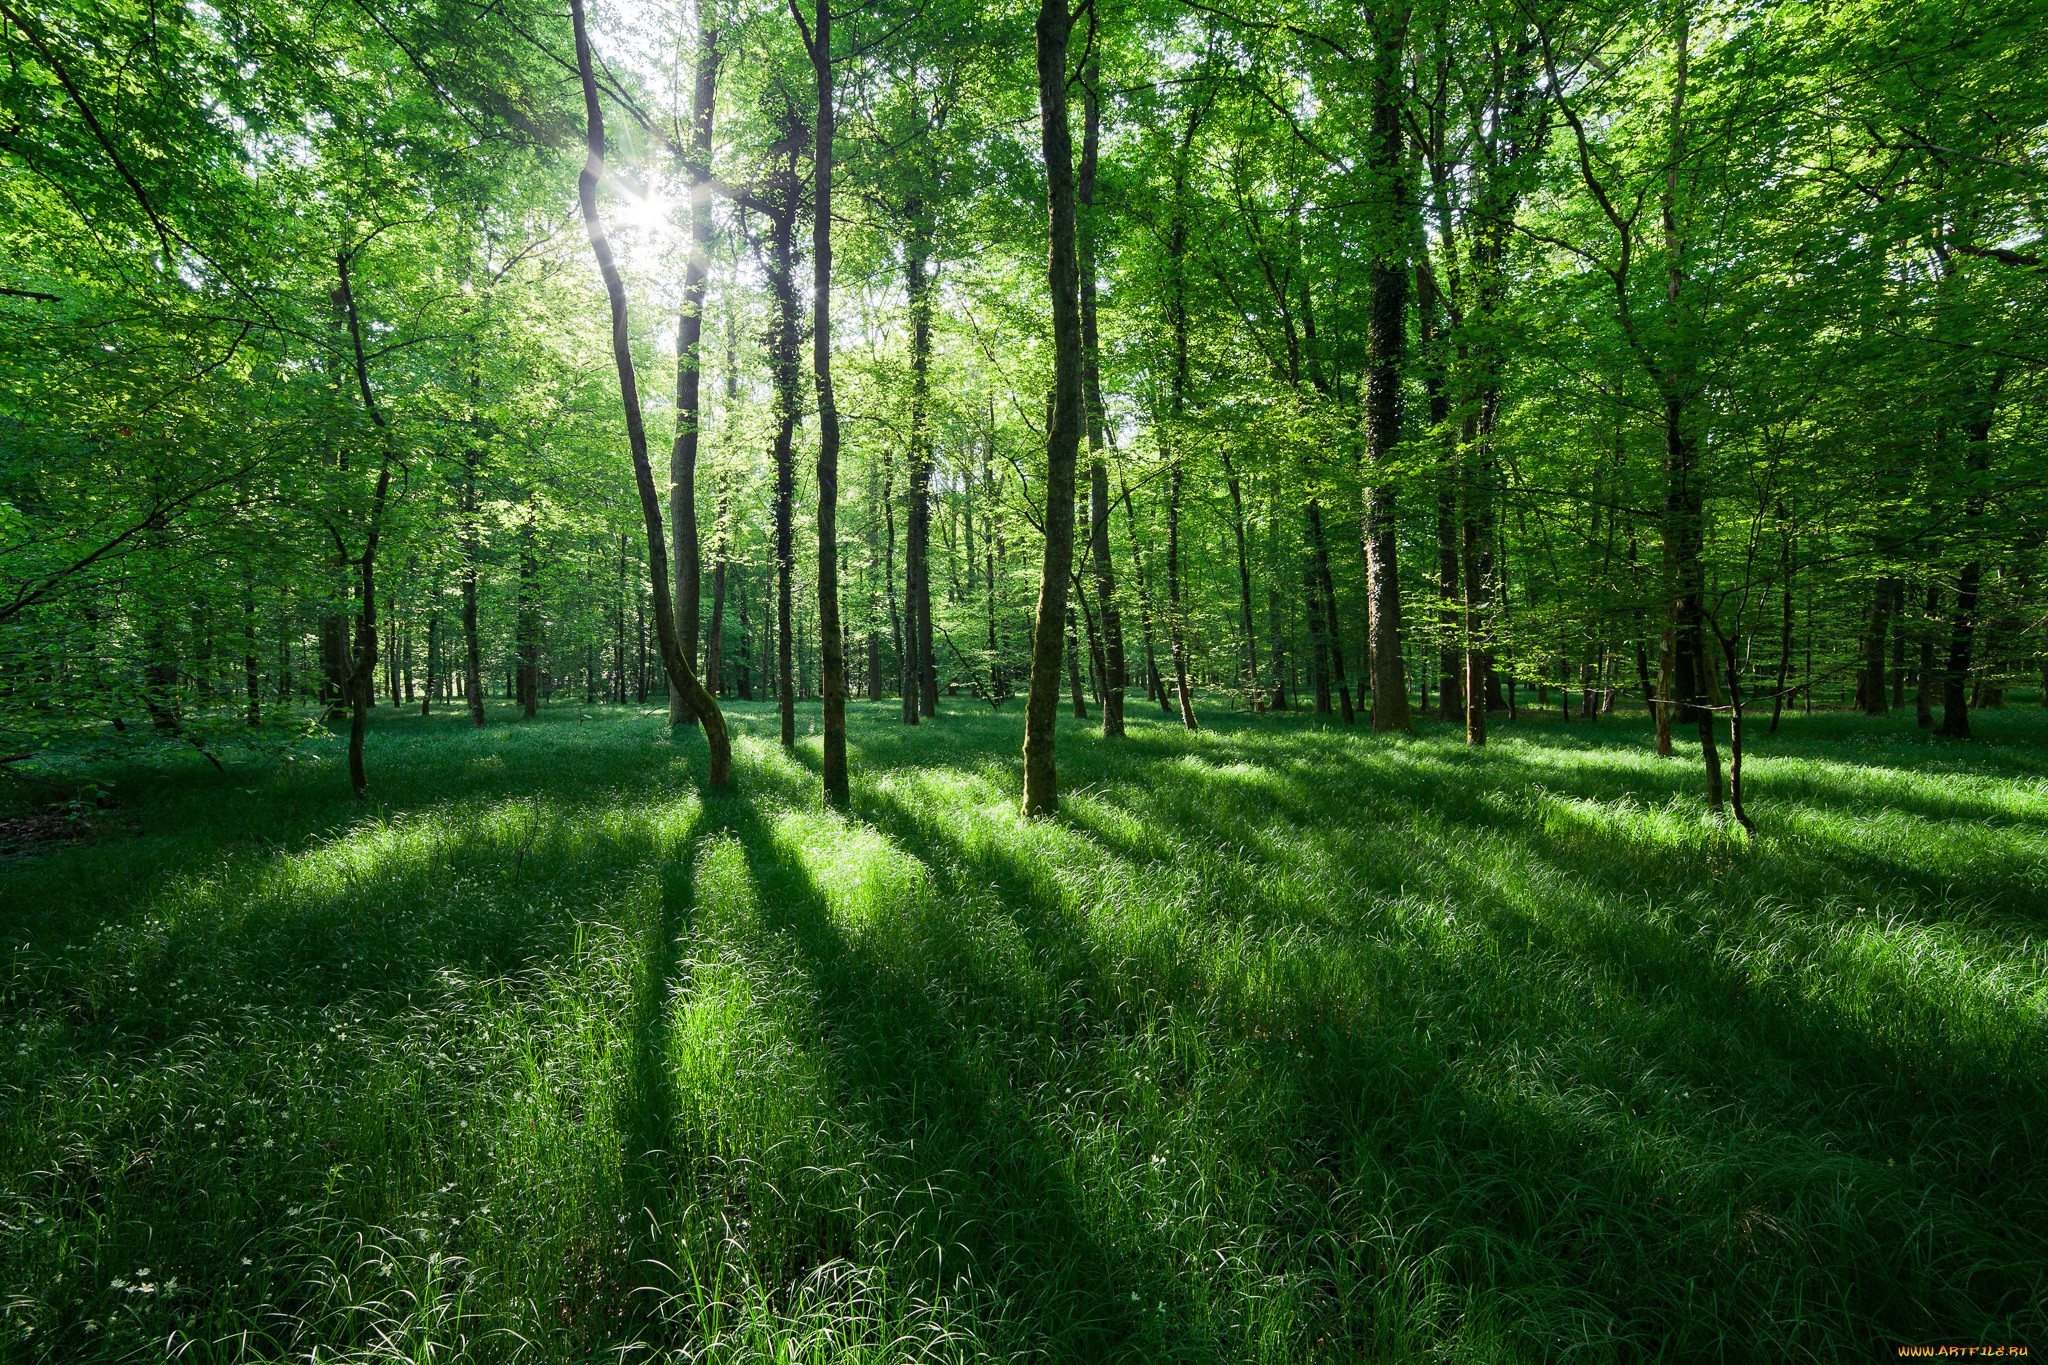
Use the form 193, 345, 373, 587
1, 698, 2045, 1363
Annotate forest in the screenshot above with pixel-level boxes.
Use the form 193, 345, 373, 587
1, 0, 2045, 1358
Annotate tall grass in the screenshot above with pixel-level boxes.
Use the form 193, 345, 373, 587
1, 700, 2043, 1361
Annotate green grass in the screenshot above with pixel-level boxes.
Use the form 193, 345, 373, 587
2, 698, 2044, 1362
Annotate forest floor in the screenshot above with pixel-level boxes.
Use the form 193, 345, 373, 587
1, 698, 2044, 1363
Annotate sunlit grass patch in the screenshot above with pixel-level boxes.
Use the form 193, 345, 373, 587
0, 699, 2043, 1361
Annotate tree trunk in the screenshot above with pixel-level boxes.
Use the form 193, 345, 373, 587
1066, 606, 1087, 718
1307, 498, 1355, 724
1769, 504, 1792, 734
1361, 15, 1412, 734
1120, 476, 1169, 713
905, 236, 939, 719
517, 511, 540, 718
806, 0, 848, 805
1080, 59, 1125, 739
571, 0, 730, 784
332, 248, 398, 799
1938, 402, 1997, 738
1165, 461, 1198, 730
1917, 581, 1938, 728
1861, 576, 1891, 715
762, 205, 802, 749
1022, 0, 1083, 816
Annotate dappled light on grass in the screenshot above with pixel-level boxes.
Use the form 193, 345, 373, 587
1, 700, 2043, 1361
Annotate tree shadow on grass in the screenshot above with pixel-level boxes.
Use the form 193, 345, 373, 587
654, 779, 1195, 1363
830, 758, 2047, 1359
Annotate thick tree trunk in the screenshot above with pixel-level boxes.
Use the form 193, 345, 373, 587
571, 0, 730, 784
1022, 0, 1084, 815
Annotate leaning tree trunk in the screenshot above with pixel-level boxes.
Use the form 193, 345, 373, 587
805, 0, 848, 805
1020, 0, 1084, 817
570, 0, 730, 785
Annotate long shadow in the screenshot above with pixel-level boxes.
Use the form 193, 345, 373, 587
842, 774, 2047, 1355
1064, 754, 2048, 1098
681, 783, 1204, 1362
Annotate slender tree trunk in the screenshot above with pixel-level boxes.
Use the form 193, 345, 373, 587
1462, 470, 1487, 748
1220, 448, 1260, 707
1917, 581, 1938, 728
1769, 504, 1793, 734
1165, 460, 1198, 730
1305, 556, 1332, 713
760, 206, 802, 749
1361, 14, 1412, 733
1120, 476, 1168, 713
1938, 404, 1997, 738
241, 571, 261, 727
571, 0, 731, 784
806, 0, 848, 804
517, 512, 539, 719
1862, 577, 1892, 715
1066, 606, 1087, 717
422, 612, 437, 716
1021, 0, 1083, 815
905, 236, 939, 719
1080, 59, 1125, 739
881, 438, 911, 720
333, 249, 397, 799
1307, 498, 1355, 724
